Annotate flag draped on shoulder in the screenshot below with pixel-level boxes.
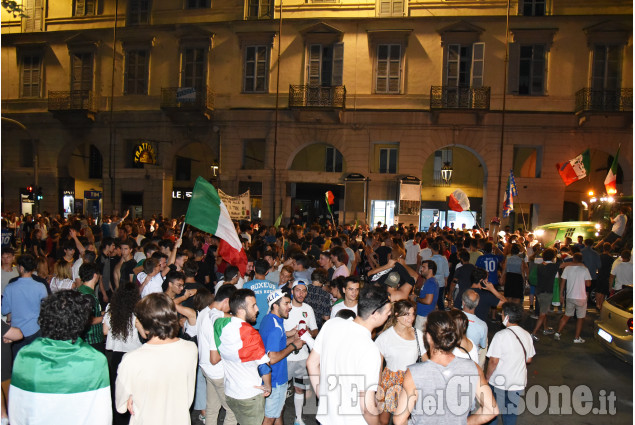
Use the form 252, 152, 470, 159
556, 149, 590, 186
214, 317, 267, 363
185, 176, 248, 275
502, 170, 518, 218
448, 189, 470, 212
604, 146, 620, 195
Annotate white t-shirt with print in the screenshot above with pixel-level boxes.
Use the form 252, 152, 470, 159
197, 307, 225, 379
284, 302, 318, 361
374, 326, 425, 372
487, 326, 535, 391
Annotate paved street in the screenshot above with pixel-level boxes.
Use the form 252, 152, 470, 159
193, 306, 633, 425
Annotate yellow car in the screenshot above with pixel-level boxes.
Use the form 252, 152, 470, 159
594, 286, 633, 364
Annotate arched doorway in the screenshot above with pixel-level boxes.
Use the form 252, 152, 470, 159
420, 146, 485, 231
288, 143, 346, 225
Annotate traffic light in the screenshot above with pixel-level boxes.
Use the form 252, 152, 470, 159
36, 187, 43, 201
26, 186, 34, 201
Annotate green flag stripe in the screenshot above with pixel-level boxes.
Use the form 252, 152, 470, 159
610, 147, 620, 173
185, 176, 222, 235
213, 316, 232, 350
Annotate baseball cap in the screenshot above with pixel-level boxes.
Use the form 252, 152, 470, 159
292, 279, 307, 289
267, 290, 285, 309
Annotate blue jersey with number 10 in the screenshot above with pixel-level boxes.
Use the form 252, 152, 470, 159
476, 254, 504, 286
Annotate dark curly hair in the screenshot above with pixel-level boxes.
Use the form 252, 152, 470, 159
425, 310, 459, 353
39, 290, 91, 342
108, 282, 141, 341
135, 292, 180, 340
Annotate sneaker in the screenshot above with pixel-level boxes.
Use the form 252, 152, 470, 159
530, 334, 539, 342
294, 419, 306, 425
530, 314, 539, 320
543, 328, 555, 335
198, 414, 206, 424
573, 337, 586, 344
554, 332, 561, 341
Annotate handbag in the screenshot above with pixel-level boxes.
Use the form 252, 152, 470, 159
414, 328, 423, 363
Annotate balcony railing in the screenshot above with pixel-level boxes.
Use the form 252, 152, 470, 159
430, 86, 490, 110
288, 85, 346, 109
48, 90, 95, 112
575, 88, 633, 113
160, 86, 214, 111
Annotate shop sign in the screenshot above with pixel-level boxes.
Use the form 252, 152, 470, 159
172, 188, 193, 200
134, 142, 157, 165
84, 190, 102, 200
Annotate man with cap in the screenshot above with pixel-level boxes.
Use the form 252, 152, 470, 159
284, 280, 318, 425
259, 290, 305, 425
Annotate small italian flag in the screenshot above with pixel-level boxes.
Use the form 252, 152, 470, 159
185, 177, 248, 276
556, 149, 591, 186
448, 189, 470, 212
604, 147, 620, 195
214, 317, 269, 363
9, 338, 112, 425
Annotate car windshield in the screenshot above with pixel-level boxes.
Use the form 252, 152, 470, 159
608, 287, 633, 314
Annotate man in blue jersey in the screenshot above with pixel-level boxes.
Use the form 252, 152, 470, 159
476, 242, 504, 290
243, 259, 277, 329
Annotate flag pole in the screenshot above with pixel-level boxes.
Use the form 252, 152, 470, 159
180, 220, 186, 239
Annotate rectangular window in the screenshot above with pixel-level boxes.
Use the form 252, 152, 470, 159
71, 52, 93, 92
376, 44, 401, 94
377, 0, 405, 17
175, 157, 192, 181
23, 0, 43, 32
124, 49, 149, 95
181, 48, 206, 90
513, 146, 542, 178
307, 43, 344, 87
20, 141, 35, 168
128, 0, 150, 25
89, 145, 103, 179
243, 139, 266, 169
75, 0, 97, 16
379, 148, 398, 174
325, 147, 343, 172
186, 0, 209, 8
518, 44, 545, 95
246, 0, 272, 19
592, 45, 622, 92
520, 0, 545, 16
21, 54, 42, 98
244, 45, 269, 93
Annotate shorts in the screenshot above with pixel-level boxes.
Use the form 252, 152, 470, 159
604, 231, 621, 244
596, 278, 610, 295
377, 368, 406, 413
537, 293, 553, 315
564, 298, 587, 318
264, 382, 288, 418
227, 394, 265, 425
287, 360, 309, 390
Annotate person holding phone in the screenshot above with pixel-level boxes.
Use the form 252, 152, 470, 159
467, 268, 507, 322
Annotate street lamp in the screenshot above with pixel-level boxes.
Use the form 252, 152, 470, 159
441, 162, 453, 184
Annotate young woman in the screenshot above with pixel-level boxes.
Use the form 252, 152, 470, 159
374, 300, 425, 425
49, 259, 74, 292
449, 309, 479, 363
501, 243, 527, 304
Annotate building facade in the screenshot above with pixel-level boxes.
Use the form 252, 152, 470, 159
1, 0, 632, 229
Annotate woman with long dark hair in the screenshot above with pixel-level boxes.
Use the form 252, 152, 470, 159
103, 282, 145, 425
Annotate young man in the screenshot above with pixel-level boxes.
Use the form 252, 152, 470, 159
307, 284, 392, 425
448, 249, 476, 308
260, 291, 305, 425
469, 268, 507, 322
412, 260, 438, 331
317, 251, 335, 281
530, 248, 559, 341
306, 269, 332, 329
116, 238, 137, 289
554, 253, 592, 343
430, 242, 450, 310
0, 248, 18, 295
330, 276, 359, 318
243, 259, 277, 330
77, 263, 105, 353
197, 285, 238, 425
211, 289, 272, 425
283, 281, 319, 425
610, 250, 633, 293
137, 258, 163, 298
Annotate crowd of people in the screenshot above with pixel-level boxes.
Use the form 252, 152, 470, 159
0, 207, 632, 425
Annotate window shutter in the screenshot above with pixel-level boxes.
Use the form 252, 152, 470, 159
376, 45, 388, 93
379, 0, 391, 16
471, 42, 485, 88
446, 44, 460, 87
532, 45, 545, 95
34, 0, 43, 30
379, 149, 388, 173
606, 46, 622, 91
392, 0, 404, 16
332, 42, 344, 86
260, 0, 271, 18
86, 0, 95, 15
75, 0, 85, 16
388, 44, 401, 93
507, 43, 520, 94
308, 44, 321, 86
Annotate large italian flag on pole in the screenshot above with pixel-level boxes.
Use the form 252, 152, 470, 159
185, 176, 248, 275
604, 146, 620, 195
9, 338, 112, 425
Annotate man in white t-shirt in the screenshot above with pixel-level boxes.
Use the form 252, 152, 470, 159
610, 250, 633, 292
486, 302, 535, 425
330, 277, 359, 318
404, 233, 422, 270
554, 253, 592, 343
307, 284, 392, 425
197, 284, 238, 425
137, 258, 164, 298
283, 281, 318, 425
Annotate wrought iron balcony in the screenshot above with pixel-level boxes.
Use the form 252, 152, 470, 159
160, 86, 214, 111
289, 85, 346, 109
575, 88, 633, 113
48, 90, 96, 112
430, 86, 490, 110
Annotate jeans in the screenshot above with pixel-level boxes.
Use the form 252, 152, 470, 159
489, 385, 523, 425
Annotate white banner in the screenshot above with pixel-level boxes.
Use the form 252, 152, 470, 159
218, 189, 251, 221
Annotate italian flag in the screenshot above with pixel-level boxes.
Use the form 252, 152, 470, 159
448, 189, 470, 212
556, 149, 590, 186
604, 147, 620, 195
185, 176, 248, 275
9, 338, 112, 425
214, 317, 268, 363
